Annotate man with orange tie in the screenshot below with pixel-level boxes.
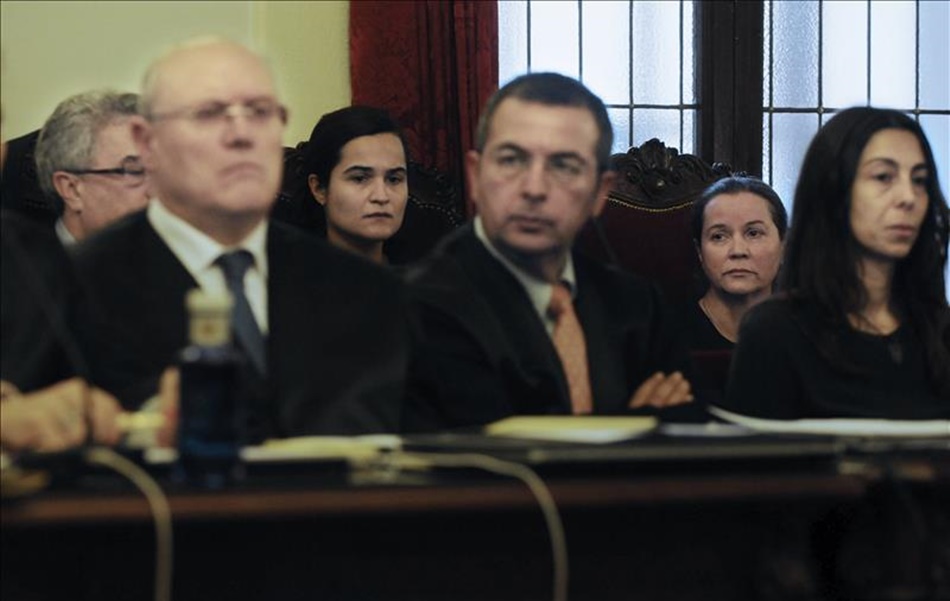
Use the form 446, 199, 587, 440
404, 72, 694, 431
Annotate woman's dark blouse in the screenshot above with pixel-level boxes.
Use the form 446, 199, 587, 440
724, 298, 949, 419
678, 299, 734, 406
681, 299, 735, 352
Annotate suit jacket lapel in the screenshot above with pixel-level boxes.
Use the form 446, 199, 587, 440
450, 228, 572, 413
136, 217, 199, 350
78, 213, 198, 405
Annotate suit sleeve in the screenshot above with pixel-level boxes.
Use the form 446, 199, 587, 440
643, 282, 707, 422
402, 302, 512, 432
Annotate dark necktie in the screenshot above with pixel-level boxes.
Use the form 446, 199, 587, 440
547, 283, 593, 414
216, 250, 267, 375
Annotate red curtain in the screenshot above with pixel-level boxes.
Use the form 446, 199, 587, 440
350, 1, 498, 216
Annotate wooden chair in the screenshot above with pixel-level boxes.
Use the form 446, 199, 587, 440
271, 142, 464, 264
577, 138, 735, 306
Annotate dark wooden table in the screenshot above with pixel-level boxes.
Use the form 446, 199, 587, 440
3, 442, 948, 601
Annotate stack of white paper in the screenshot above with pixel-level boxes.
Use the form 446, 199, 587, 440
709, 406, 950, 439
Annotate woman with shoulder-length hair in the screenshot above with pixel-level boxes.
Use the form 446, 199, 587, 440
723, 107, 950, 419
686, 176, 788, 349
682, 176, 787, 404
304, 106, 409, 265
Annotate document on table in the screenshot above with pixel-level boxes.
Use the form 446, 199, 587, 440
709, 406, 950, 438
242, 435, 402, 461
485, 415, 658, 444
143, 435, 402, 464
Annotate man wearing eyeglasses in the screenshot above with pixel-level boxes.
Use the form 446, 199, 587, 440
35, 90, 149, 244
69, 38, 410, 439
404, 73, 695, 431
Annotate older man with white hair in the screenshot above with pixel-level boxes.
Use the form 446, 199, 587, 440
71, 38, 409, 440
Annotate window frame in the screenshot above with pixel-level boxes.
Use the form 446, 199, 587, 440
698, 0, 764, 176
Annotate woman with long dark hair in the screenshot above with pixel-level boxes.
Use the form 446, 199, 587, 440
724, 107, 950, 418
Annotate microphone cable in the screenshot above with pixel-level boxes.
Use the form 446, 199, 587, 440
386, 451, 569, 601
84, 446, 173, 601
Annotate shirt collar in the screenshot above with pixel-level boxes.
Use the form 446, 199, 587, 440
55, 217, 77, 246
473, 216, 577, 320
147, 199, 269, 279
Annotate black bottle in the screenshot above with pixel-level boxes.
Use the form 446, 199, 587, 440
175, 289, 244, 488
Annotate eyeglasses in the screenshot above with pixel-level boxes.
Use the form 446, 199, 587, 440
148, 99, 288, 128
63, 156, 146, 184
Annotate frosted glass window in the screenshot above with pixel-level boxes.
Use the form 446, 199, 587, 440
498, 1, 528, 85
822, 1, 867, 109
682, 2, 696, 104
919, 0, 950, 110
919, 115, 949, 200
869, 1, 916, 108
608, 108, 631, 155
772, 0, 818, 108
682, 109, 696, 155
763, 0, 948, 225
771, 113, 819, 218
529, 1, 580, 77
633, 109, 681, 151
582, 1, 630, 106
498, 1, 697, 158
763, 0, 771, 106
632, 1, 681, 104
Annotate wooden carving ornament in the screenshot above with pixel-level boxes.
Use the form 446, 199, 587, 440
609, 138, 734, 210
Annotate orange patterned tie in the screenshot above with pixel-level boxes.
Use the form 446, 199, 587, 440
548, 284, 593, 414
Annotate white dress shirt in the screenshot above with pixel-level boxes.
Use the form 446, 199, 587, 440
147, 199, 269, 332
473, 216, 577, 336
55, 217, 77, 246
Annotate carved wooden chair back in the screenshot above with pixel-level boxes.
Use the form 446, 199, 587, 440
577, 138, 735, 306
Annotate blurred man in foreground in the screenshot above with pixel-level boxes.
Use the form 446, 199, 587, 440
71, 37, 409, 439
